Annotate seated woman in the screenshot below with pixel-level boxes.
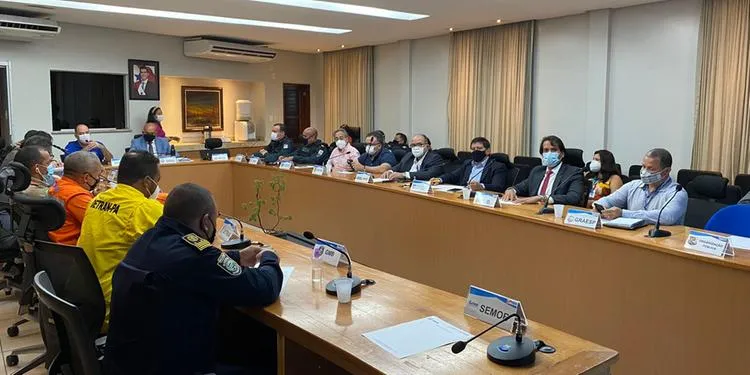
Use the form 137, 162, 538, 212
586, 150, 623, 208
147, 106, 180, 142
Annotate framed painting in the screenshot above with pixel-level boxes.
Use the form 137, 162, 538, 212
128, 59, 160, 100
181, 86, 223, 132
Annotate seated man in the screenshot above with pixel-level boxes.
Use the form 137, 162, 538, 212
105, 183, 282, 375
77, 150, 164, 331
381, 134, 444, 181
1, 130, 53, 168
278, 127, 328, 165
130, 122, 171, 156
49, 152, 103, 245
252, 123, 294, 163
14, 145, 55, 197
64, 123, 113, 164
326, 128, 359, 173
430, 137, 507, 192
502, 135, 584, 205
351, 131, 397, 175
594, 148, 688, 225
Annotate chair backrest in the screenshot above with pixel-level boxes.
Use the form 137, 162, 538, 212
705, 205, 750, 237
435, 148, 457, 162
685, 175, 732, 203
620, 174, 631, 184
489, 153, 512, 170
351, 142, 366, 155
615, 163, 622, 175
628, 165, 641, 180
579, 178, 593, 208
0, 162, 31, 196
442, 160, 464, 175
391, 148, 408, 163
677, 169, 721, 187
507, 167, 520, 188
34, 271, 103, 375
724, 185, 743, 205
457, 151, 471, 161
564, 148, 585, 168
199, 148, 229, 161
513, 165, 532, 186
513, 156, 541, 167
684, 198, 727, 229
735, 174, 750, 197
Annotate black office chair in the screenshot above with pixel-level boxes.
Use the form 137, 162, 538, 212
351, 143, 366, 155
457, 151, 471, 161
615, 163, 623, 175
735, 174, 750, 197
685, 175, 739, 205
34, 271, 103, 375
200, 148, 230, 161
677, 169, 722, 187
435, 148, 457, 163
391, 148, 408, 163
620, 174, 632, 184
579, 178, 593, 208
564, 148, 585, 168
685, 198, 727, 229
442, 160, 464, 175
513, 156, 541, 167
513, 165, 532, 186
628, 165, 641, 180
34, 240, 106, 375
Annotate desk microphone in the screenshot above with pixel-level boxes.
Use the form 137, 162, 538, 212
303, 231, 363, 296
537, 168, 580, 214
452, 314, 540, 367
218, 212, 251, 250
647, 184, 683, 238
327, 151, 352, 160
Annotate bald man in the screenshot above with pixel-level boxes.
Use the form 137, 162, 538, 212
49, 151, 104, 245
279, 127, 329, 165
130, 122, 171, 156
64, 123, 113, 164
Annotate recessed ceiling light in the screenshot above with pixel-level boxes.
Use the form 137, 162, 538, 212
316, 48, 321, 52
340, 44, 345, 48
496, 19, 502, 24
250, 0, 428, 21
448, 27, 454, 31
4, 0, 351, 34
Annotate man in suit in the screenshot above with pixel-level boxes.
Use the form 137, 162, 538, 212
130, 122, 171, 156
133, 66, 158, 98
381, 134, 444, 181
429, 137, 508, 192
503, 135, 584, 205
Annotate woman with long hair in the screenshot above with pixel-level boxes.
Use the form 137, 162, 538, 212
146, 106, 167, 138
586, 149, 623, 207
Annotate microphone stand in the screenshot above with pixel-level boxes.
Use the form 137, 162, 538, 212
303, 231, 362, 296
451, 314, 539, 367
647, 185, 683, 238
219, 213, 251, 250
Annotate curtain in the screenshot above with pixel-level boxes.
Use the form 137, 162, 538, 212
692, 0, 750, 178
448, 22, 533, 157
323, 46, 374, 142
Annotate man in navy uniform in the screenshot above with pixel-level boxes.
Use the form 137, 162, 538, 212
104, 183, 282, 375
252, 123, 295, 163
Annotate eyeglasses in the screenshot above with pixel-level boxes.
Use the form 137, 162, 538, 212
409, 143, 427, 148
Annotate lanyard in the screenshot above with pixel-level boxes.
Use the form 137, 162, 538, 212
643, 178, 670, 209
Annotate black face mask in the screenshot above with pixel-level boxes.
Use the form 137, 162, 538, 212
143, 133, 156, 143
471, 150, 486, 163
84, 174, 98, 191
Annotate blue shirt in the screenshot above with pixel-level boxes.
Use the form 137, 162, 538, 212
594, 177, 688, 225
358, 148, 397, 167
468, 157, 488, 183
64, 140, 105, 162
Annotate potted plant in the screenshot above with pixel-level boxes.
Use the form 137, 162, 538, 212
241, 174, 292, 236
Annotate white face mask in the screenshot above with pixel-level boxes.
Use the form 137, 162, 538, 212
335, 139, 347, 150
589, 160, 601, 173
411, 146, 425, 158
155, 114, 165, 122
146, 176, 161, 200
366, 145, 379, 155
640, 167, 665, 185
78, 133, 92, 144
270, 131, 279, 141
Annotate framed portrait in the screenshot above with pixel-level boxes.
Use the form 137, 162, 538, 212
181, 86, 224, 132
128, 59, 160, 100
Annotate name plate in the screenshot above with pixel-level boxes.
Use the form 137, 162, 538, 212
473, 191, 498, 208
279, 161, 293, 170
464, 285, 527, 332
211, 153, 229, 161
684, 230, 732, 258
159, 156, 178, 164
355, 172, 372, 183
410, 180, 431, 194
248, 157, 260, 165
218, 219, 240, 242
312, 165, 325, 175
312, 238, 350, 267
564, 209, 602, 229
111, 159, 121, 167
234, 154, 245, 162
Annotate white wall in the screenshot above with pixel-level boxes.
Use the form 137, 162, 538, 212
0, 22, 322, 157
532, 0, 701, 172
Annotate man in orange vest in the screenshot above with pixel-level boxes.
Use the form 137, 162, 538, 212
49, 151, 104, 245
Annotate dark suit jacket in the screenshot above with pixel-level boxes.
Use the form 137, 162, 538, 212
392, 150, 444, 180
438, 159, 508, 192
512, 164, 584, 205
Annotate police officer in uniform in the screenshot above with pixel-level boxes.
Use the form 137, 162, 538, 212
252, 123, 294, 164
278, 127, 329, 165
104, 183, 282, 375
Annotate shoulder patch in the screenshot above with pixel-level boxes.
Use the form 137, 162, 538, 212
182, 233, 212, 252
283, 144, 289, 149
217, 252, 242, 276
317, 149, 324, 156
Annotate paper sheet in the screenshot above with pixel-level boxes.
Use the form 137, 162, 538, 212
281, 267, 294, 293
498, 200, 520, 206
293, 165, 315, 169
729, 236, 750, 250
372, 178, 390, 183
432, 184, 465, 192
362, 316, 471, 359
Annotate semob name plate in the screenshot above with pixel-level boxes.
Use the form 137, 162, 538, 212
410, 180, 431, 194
279, 161, 293, 170
159, 156, 178, 164
355, 172, 372, 183
312, 165, 325, 175
248, 157, 260, 165
473, 191, 498, 208
564, 209, 602, 229
211, 153, 229, 161
464, 285, 527, 332
684, 230, 733, 258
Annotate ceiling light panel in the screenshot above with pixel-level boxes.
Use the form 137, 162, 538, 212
4, 0, 351, 34
250, 0, 428, 21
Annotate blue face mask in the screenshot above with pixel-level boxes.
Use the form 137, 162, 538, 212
542, 151, 561, 167
44, 164, 56, 186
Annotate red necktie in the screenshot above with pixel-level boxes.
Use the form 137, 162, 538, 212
539, 169, 554, 195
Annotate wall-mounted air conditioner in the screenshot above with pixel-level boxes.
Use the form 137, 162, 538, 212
0, 15, 60, 41
184, 37, 277, 63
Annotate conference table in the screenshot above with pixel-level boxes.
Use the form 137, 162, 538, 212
157, 160, 750, 374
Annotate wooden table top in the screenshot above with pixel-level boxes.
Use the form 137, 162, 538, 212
229, 162, 750, 273
232, 224, 619, 374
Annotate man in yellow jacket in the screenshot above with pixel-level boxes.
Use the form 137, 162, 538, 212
78, 150, 164, 331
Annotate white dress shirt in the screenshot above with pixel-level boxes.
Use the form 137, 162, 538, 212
537, 162, 563, 196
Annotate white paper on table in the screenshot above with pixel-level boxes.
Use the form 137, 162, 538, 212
281, 267, 294, 293
372, 178, 390, 183
432, 184, 465, 192
294, 165, 316, 169
336, 171, 355, 175
362, 316, 471, 359
729, 236, 750, 250
498, 199, 520, 206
